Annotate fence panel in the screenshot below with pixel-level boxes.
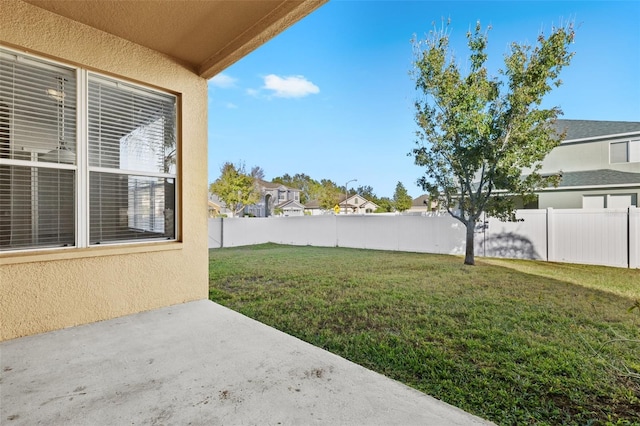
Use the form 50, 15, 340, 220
630, 207, 639, 269
336, 215, 400, 250
209, 209, 637, 268
478, 210, 548, 260
549, 209, 629, 268
270, 215, 337, 247
397, 214, 466, 254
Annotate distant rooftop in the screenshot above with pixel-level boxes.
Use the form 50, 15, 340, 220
257, 180, 298, 191
555, 119, 640, 141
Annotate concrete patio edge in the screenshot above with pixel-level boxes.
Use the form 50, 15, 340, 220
1, 300, 493, 425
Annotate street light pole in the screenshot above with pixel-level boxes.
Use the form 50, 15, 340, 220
345, 178, 357, 215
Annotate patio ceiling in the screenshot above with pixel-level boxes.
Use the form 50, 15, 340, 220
23, 0, 326, 79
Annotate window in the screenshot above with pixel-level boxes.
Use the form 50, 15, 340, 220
610, 140, 640, 163
0, 50, 77, 251
582, 194, 638, 209
582, 195, 605, 209
88, 75, 176, 244
0, 48, 177, 252
608, 194, 637, 208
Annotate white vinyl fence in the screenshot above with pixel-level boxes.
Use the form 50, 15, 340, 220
209, 207, 640, 269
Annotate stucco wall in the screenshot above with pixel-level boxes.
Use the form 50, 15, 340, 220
0, 1, 209, 340
539, 137, 640, 174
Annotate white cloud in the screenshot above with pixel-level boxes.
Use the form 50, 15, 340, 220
225, 102, 238, 109
262, 74, 319, 98
246, 88, 260, 97
210, 73, 237, 88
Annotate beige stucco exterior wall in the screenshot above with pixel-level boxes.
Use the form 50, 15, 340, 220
0, 1, 209, 340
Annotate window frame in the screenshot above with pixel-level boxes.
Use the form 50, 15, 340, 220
610, 140, 640, 164
0, 47, 179, 254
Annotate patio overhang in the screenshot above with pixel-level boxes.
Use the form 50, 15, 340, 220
0, 0, 328, 341
23, 0, 327, 79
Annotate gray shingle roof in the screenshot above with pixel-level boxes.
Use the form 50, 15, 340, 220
556, 169, 640, 187
412, 194, 431, 206
554, 119, 640, 141
276, 200, 305, 209
258, 179, 289, 190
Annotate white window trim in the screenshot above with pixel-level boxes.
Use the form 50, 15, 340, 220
0, 47, 179, 253
610, 139, 640, 164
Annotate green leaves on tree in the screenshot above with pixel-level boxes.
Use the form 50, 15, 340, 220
410, 21, 575, 265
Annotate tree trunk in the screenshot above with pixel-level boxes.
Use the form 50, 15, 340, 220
464, 221, 475, 265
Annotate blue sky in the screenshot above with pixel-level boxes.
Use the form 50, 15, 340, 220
208, 0, 640, 199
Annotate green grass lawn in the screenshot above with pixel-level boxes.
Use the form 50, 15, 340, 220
209, 244, 640, 425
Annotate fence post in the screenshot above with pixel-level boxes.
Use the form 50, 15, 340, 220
630, 206, 639, 269
546, 208, 554, 262
220, 217, 224, 248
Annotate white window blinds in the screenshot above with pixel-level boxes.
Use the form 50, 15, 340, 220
1, 48, 178, 252
88, 75, 176, 244
0, 50, 77, 251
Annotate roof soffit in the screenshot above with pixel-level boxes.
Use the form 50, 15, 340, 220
24, 0, 326, 78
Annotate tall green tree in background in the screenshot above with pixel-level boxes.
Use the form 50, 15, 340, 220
410, 21, 574, 265
393, 182, 413, 212
210, 162, 259, 217
375, 197, 394, 213
318, 179, 342, 210
356, 185, 378, 203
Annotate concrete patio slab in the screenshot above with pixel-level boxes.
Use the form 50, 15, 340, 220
1, 300, 493, 425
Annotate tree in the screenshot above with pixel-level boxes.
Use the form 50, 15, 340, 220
250, 166, 265, 181
393, 182, 412, 212
209, 162, 260, 217
272, 173, 320, 204
356, 185, 377, 203
410, 21, 574, 265
375, 197, 394, 213
318, 179, 342, 210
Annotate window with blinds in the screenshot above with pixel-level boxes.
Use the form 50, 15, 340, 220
88, 75, 176, 244
0, 48, 177, 252
0, 50, 77, 251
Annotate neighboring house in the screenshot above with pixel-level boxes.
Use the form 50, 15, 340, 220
535, 119, 640, 209
208, 200, 221, 218
414, 119, 640, 212
409, 194, 437, 213
245, 180, 304, 217
0, 0, 325, 341
339, 194, 379, 214
304, 199, 328, 215
305, 194, 379, 215
208, 194, 233, 218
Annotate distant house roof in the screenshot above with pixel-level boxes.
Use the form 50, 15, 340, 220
555, 169, 640, 188
276, 200, 305, 210
554, 119, 640, 142
338, 194, 379, 209
305, 199, 321, 209
257, 179, 299, 192
412, 194, 431, 207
